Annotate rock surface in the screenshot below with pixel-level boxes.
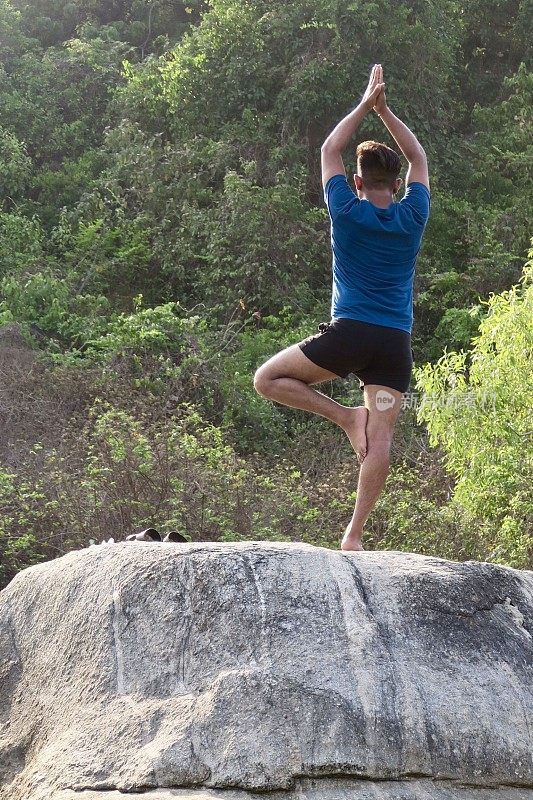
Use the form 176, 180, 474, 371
0, 542, 532, 800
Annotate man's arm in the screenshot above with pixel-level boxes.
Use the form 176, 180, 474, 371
373, 66, 429, 189
377, 107, 429, 188
321, 64, 385, 188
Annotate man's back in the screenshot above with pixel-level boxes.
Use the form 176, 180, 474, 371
324, 175, 431, 333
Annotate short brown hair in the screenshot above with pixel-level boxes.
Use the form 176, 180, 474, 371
356, 140, 401, 190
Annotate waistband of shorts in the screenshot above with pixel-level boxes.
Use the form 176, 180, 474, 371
331, 317, 411, 336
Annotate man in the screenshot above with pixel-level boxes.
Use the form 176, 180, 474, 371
253, 64, 430, 551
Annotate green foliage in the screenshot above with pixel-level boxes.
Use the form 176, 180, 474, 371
0, 0, 532, 586
83, 301, 218, 400
424, 305, 485, 362
368, 459, 468, 560
0, 27, 129, 225
0, 267, 110, 347
169, 166, 330, 317
86, 299, 191, 357
459, 0, 531, 107
0, 470, 46, 586
218, 308, 319, 453
414, 251, 533, 567
0, 211, 43, 275
471, 64, 533, 198
9, 0, 202, 50
0, 125, 32, 201
0, 396, 349, 584
0, 0, 30, 61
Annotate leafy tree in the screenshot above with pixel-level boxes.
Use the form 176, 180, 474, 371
459, 0, 531, 107
0, 0, 532, 584
0, 211, 42, 275
9, 0, 204, 50
0, 0, 30, 61
415, 249, 533, 567
0, 127, 32, 203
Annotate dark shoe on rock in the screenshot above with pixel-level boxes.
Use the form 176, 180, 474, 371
126, 528, 162, 542
163, 531, 188, 543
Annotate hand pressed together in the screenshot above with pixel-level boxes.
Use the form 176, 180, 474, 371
361, 63, 387, 114
373, 64, 387, 115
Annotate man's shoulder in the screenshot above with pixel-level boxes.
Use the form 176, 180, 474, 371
401, 181, 431, 199
398, 181, 431, 225
324, 174, 360, 220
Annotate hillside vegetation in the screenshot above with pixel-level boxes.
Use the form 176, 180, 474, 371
0, 0, 531, 587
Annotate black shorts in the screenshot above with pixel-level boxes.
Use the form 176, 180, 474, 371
298, 318, 414, 393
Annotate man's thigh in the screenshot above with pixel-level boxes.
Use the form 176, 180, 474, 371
255, 344, 340, 385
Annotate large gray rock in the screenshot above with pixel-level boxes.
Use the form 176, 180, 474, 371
0, 542, 532, 800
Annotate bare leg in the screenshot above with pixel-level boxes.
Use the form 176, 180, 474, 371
341, 384, 403, 551
254, 344, 369, 463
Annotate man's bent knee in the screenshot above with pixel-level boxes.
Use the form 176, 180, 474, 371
253, 365, 273, 397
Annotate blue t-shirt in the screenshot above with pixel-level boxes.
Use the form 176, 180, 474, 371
324, 174, 430, 333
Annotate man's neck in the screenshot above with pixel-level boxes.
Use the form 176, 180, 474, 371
360, 190, 394, 208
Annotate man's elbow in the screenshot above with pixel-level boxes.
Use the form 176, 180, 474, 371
407, 144, 427, 164
321, 139, 338, 153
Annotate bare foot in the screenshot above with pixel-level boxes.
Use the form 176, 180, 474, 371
341, 406, 369, 464
341, 526, 364, 552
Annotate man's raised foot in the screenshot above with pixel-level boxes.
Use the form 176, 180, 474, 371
340, 405, 369, 464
